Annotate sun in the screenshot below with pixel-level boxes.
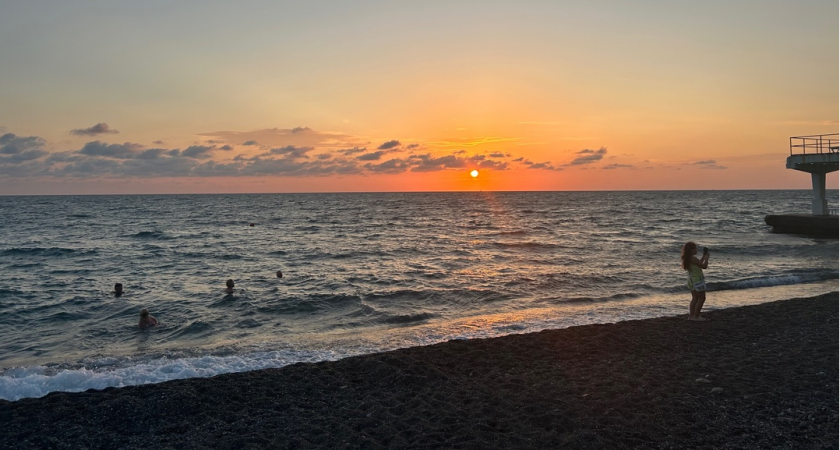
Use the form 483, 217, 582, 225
470, 169, 479, 178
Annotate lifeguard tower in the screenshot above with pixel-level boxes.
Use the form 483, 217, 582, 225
765, 133, 838, 236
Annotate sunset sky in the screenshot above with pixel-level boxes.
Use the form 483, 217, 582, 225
1, 0, 837, 194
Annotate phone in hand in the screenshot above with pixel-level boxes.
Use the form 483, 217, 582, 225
703, 247, 709, 254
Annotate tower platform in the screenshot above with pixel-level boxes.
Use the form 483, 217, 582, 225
765, 214, 837, 238
765, 133, 838, 237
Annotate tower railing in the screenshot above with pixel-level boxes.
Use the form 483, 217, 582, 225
790, 133, 839, 155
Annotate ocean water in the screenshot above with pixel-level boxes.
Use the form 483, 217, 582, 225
0, 190, 837, 401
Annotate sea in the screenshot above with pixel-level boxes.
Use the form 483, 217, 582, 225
0, 190, 837, 401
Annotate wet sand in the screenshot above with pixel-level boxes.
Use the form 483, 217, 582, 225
1, 292, 837, 449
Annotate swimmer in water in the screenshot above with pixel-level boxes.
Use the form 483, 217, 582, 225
276, 270, 283, 279
113, 283, 124, 297
224, 279, 235, 294
139, 308, 158, 330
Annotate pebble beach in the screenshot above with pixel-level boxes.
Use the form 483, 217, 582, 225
1, 292, 836, 449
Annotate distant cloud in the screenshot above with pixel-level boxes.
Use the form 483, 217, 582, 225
602, 163, 634, 170
518, 157, 561, 170
690, 159, 727, 170
0, 129, 523, 179
336, 147, 367, 155
71, 123, 119, 136
406, 143, 420, 149
0, 133, 47, 163
242, 140, 258, 146
528, 162, 556, 170
180, 145, 215, 159
0, 133, 45, 155
78, 141, 144, 159
569, 147, 607, 165
201, 127, 367, 150
363, 158, 411, 174
489, 152, 507, 158
268, 145, 314, 159
408, 154, 467, 172
357, 151, 385, 161
378, 140, 401, 150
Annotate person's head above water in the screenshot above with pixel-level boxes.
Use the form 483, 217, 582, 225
114, 283, 124, 296
140, 308, 149, 318
276, 270, 283, 279
226, 279, 235, 288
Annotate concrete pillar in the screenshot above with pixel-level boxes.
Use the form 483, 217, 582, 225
811, 172, 827, 215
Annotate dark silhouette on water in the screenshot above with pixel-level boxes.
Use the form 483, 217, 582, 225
138, 308, 158, 330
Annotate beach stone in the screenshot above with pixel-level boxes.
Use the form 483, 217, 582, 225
695, 378, 711, 383
711, 387, 723, 394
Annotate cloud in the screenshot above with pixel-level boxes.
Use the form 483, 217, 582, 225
181, 145, 215, 159
153, 140, 165, 145
568, 147, 607, 165
0, 129, 521, 179
268, 145, 314, 159
378, 140, 401, 150
0, 133, 46, 155
242, 140, 259, 146
489, 152, 507, 158
406, 143, 420, 149
78, 141, 145, 159
528, 162, 553, 169
518, 157, 560, 170
363, 158, 411, 174
429, 136, 519, 148
336, 147, 367, 155
357, 151, 386, 161
408, 153, 467, 172
602, 163, 635, 170
690, 159, 727, 170
201, 127, 367, 149
70, 123, 119, 136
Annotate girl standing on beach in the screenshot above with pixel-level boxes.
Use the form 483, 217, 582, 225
682, 242, 710, 321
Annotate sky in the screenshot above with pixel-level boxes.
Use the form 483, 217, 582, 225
0, 0, 837, 194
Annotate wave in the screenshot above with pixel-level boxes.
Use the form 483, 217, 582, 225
490, 242, 559, 249
552, 292, 644, 304
0, 247, 97, 257
379, 312, 437, 325
129, 231, 172, 240
489, 230, 528, 236
708, 271, 838, 291
0, 349, 348, 402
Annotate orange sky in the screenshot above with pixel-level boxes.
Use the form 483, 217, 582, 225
0, 1, 836, 194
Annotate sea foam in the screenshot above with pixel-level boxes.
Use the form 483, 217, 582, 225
0, 350, 349, 402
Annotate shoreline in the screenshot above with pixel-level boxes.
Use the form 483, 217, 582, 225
1, 292, 837, 449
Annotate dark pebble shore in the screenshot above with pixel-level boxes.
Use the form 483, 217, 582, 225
1, 292, 837, 449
